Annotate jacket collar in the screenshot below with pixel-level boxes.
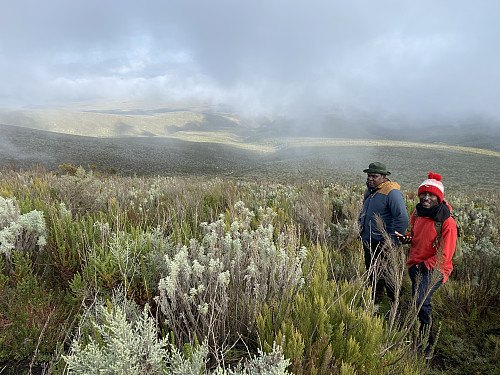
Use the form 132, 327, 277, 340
367, 179, 392, 193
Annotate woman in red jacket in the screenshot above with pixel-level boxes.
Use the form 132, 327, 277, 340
396, 172, 457, 355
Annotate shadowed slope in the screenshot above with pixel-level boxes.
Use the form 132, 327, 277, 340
1, 123, 499, 191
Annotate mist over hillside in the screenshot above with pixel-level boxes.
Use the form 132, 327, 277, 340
1, 106, 500, 151
1, 111, 499, 191
282, 112, 500, 151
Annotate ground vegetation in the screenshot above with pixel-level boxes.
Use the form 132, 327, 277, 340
0, 165, 498, 374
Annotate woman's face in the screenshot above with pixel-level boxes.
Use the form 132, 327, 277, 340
419, 192, 439, 208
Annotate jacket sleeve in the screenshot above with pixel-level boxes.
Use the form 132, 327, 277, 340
388, 189, 409, 237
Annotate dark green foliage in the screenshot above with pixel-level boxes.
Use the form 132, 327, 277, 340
257, 244, 414, 375
45, 212, 85, 283
0, 251, 74, 362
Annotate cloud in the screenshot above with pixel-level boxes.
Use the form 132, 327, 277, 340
1, 0, 500, 125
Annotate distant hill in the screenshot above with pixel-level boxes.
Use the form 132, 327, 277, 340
0, 106, 499, 152
1, 121, 499, 191
0, 107, 252, 138
311, 113, 500, 152
367, 123, 500, 152
0, 123, 263, 176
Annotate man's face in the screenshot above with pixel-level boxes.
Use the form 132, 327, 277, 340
419, 192, 439, 208
366, 173, 387, 188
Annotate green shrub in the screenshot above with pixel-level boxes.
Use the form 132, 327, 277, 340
258, 241, 426, 375
0, 251, 72, 362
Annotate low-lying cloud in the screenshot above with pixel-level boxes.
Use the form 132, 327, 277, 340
1, 0, 500, 127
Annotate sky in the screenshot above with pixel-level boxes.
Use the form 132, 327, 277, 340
1, 0, 500, 126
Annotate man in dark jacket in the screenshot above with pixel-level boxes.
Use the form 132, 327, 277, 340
359, 162, 409, 303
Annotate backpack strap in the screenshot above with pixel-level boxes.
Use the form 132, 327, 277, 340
433, 221, 443, 248
412, 209, 443, 249
410, 210, 416, 237
410, 209, 419, 237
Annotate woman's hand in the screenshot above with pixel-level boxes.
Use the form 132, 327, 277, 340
395, 231, 412, 244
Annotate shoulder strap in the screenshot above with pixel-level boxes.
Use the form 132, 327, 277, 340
413, 209, 444, 247
433, 221, 443, 248
410, 210, 417, 237
434, 221, 443, 237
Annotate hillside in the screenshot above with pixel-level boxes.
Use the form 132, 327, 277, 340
1, 122, 499, 191
1, 106, 499, 152
0, 123, 262, 176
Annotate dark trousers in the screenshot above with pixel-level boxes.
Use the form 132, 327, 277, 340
363, 240, 395, 302
409, 263, 443, 347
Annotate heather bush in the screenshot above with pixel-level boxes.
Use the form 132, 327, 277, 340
61, 219, 169, 306
257, 241, 427, 375
324, 184, 365, 282
50, 166, 111, 215
0, 250, 72, 363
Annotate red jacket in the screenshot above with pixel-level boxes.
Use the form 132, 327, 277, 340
406, 203, 457, 283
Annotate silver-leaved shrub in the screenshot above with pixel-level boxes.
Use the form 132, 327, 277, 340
64, 302, 172, 375
213, 346, 291, 375
64, 297, 291, 375
0, 196, 47, 263
156, 201, 307, 359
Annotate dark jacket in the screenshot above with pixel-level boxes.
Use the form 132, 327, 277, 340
359, 180, 409, 243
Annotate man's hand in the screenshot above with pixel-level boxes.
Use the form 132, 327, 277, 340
395, 231, 412, 244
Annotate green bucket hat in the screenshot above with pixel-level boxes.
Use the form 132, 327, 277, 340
363, 162, 391, 175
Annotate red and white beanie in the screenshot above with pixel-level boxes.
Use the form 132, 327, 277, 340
418, 172, 444, 202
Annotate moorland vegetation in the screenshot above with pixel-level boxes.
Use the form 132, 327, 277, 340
0, 164, 498, 374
